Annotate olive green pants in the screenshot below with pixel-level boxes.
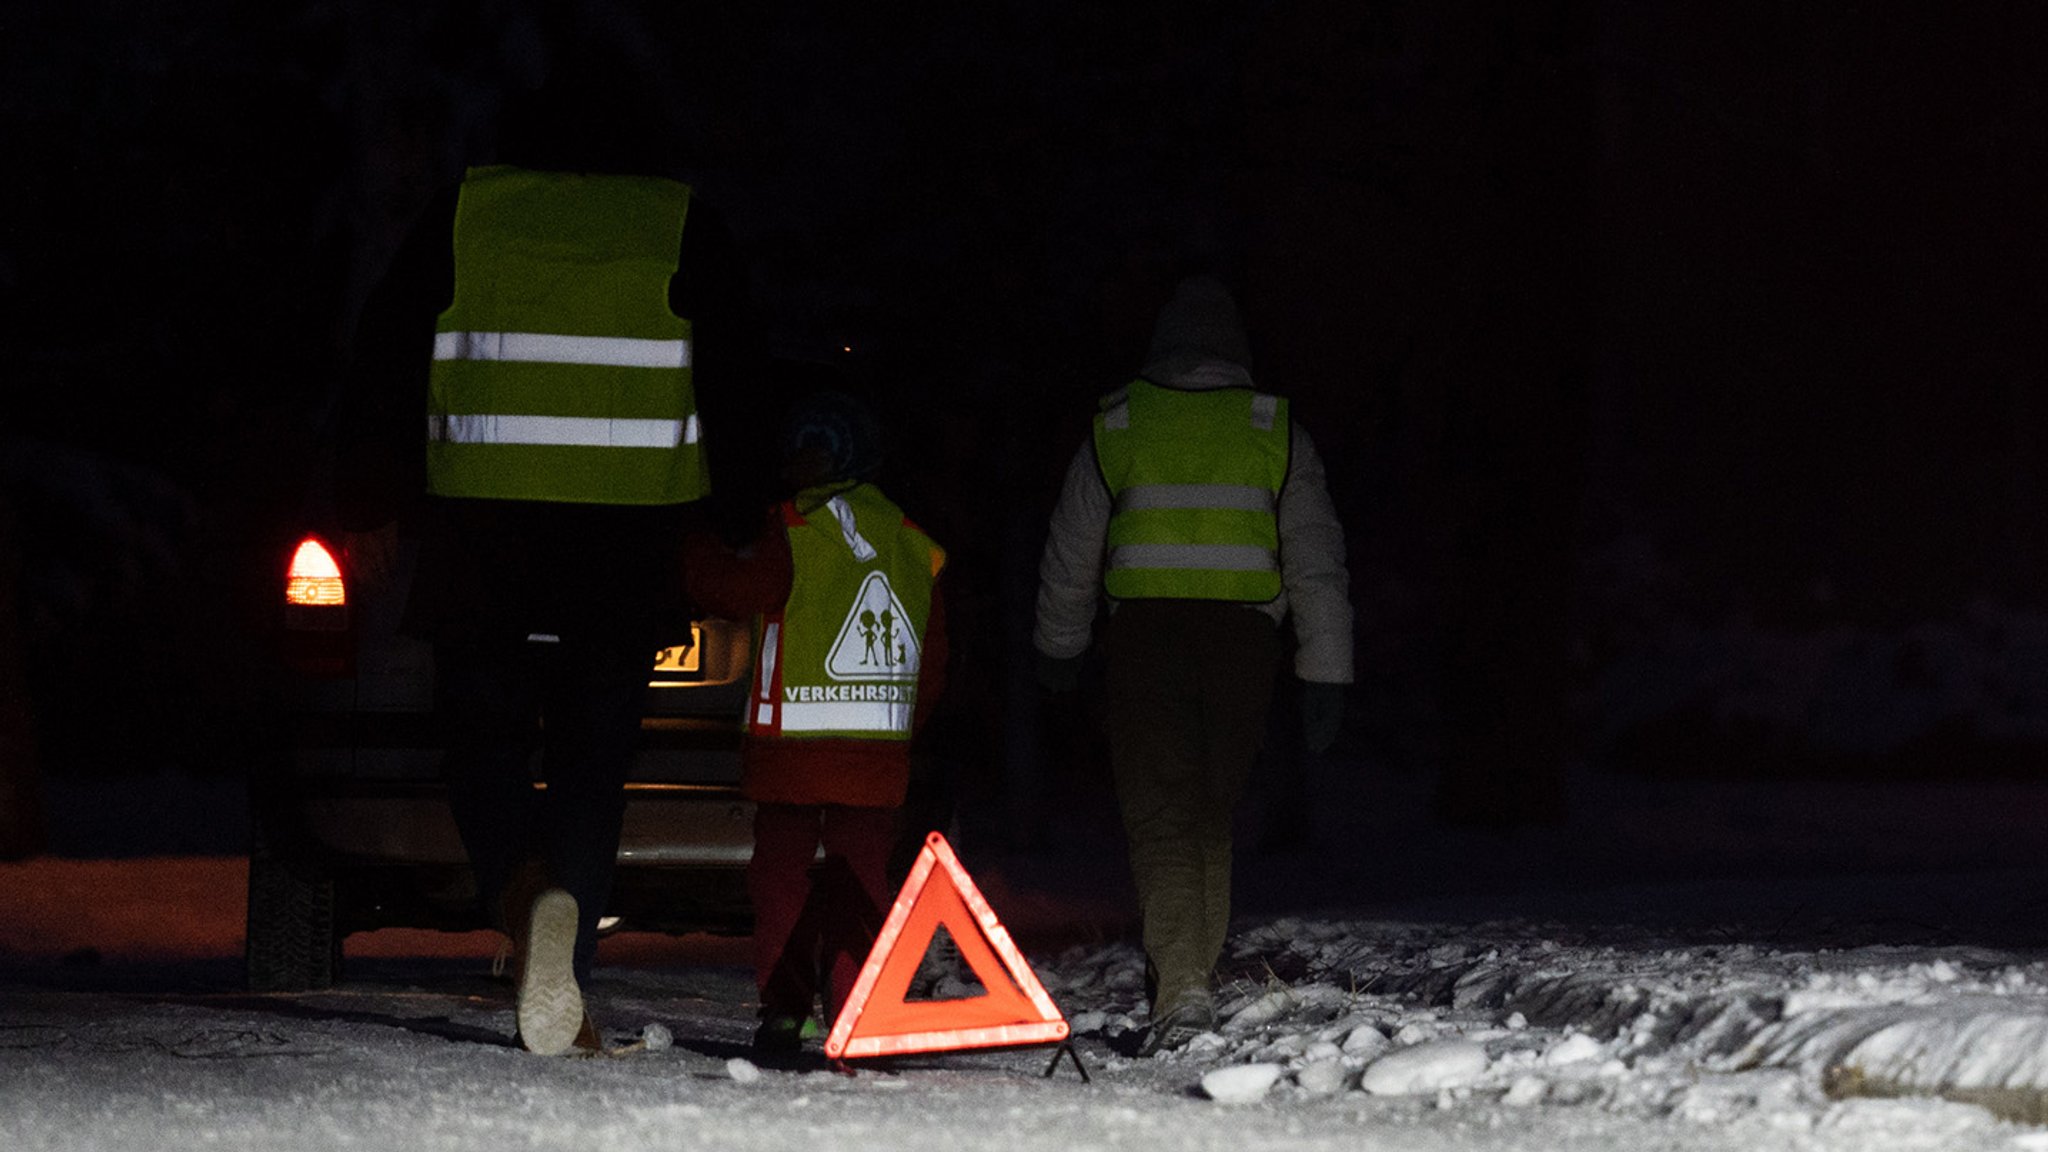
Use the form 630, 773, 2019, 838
1104, 600, 1282, 1015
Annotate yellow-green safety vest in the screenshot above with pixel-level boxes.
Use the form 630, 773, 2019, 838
750, 484, 943, 741
1092, 378, 1290, 602
426, 165, 709, 505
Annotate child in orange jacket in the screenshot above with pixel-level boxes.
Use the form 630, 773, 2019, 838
684, 392, 948, 1054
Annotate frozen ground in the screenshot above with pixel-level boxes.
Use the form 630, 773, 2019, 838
7, 764, 2048, 1150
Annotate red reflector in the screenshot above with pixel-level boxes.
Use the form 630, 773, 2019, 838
286, 538, 346, 606
824, 833, 1069, 1061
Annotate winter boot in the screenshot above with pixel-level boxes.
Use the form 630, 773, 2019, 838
752, 1014, 811, 1056
1138, 988, 1216, 1056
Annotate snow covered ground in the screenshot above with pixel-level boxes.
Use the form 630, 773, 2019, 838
8, 767, 2048, 1149
10, 907, 2048, 1151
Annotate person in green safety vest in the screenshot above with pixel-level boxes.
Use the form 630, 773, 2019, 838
424, 166, 712, 507
339, 145, 768, 1054
1033, 273, 1355, 1056
684, 386, 950, 1057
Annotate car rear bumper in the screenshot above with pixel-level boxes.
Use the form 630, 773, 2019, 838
278, 709, 754, 867
294, 781, 758, 867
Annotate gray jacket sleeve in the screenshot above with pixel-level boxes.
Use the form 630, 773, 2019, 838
1279, 424, 1355, 684
1032, 441, 1111, 659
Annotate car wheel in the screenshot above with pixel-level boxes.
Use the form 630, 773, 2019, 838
245, 816, 342, 992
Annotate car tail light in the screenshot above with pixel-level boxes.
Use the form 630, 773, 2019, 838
286, 539, 347, 607
283, 535, 352, 676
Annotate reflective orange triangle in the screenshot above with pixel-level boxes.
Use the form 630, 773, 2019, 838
824, 832, 1070, 1059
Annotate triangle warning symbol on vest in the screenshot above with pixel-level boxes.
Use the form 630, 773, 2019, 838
824, 832, 1070, 1060
825, 571, 920, 682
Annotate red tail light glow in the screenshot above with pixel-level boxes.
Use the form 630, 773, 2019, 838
286, 538, 346, 607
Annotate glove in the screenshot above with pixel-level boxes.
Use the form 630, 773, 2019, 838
1035, 650, 1085, 694
1300, 681, 1346, 754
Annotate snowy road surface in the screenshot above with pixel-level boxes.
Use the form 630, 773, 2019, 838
11, 903, 2048, 1150
12, 770, 2048, 1150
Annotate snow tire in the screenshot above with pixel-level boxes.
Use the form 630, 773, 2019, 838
245, 816, 341, 992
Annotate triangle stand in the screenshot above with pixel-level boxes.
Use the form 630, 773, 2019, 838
830, 1040, 1089, 1082
1043, 1040, 1091, 1082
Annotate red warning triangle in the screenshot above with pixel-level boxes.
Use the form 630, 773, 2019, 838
824, 831, 1069, 1059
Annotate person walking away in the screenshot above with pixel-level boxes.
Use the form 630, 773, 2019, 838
1033, 273, 1353, 1055
684, 391, 949, 1055
341, 157, 762, 1054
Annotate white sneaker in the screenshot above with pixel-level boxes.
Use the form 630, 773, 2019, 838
516, 888, 585, 1055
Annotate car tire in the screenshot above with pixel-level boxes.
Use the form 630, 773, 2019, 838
245, 816, 342, 992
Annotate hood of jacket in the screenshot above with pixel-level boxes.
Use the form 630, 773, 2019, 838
1139, 274, 1253, 389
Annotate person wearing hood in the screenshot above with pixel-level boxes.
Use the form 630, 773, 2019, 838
1033, 273, 1354, 1055
683, 389, 950, 1056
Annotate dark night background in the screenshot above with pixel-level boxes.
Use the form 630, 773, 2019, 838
0, 2, 2044, 867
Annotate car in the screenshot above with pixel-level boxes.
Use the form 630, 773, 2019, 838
251, 528, 760, 992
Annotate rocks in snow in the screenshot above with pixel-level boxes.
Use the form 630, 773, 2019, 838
1202, 1063, 1286, 1103
1341, 1023, 1390, 1058
1104, 965, 1148, 993
1392, 1021, 1436, 1045
1301, 1040, 1344, 1064
1221, 983, 1350, 1035
1295, 1060, 1350, 1095
1068, 1010, 1109, 1035
607, 1022, 673, 1056
1359, 1040, 1492, 1096
1544, 1032, 1604, 1066
1225, 990, 1297, 1031
1502, 1076, 1547, 1106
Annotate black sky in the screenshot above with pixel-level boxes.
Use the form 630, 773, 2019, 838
2, 1, 2045, 843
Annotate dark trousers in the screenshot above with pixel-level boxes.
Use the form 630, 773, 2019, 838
1103, 600, 1281, 1015
436, 626, 649, 982
748, 802, 897, 1024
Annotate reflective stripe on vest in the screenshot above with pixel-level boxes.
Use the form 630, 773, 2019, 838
1094, 379, 1289, 602
426, 165, 708, 506
433, 330, 692, 369
749, 485, 941, 742
1112, 483, 1275, 513
1109, 543, 1278, 573
777, 686, 918, 734
428, 413, 701, 449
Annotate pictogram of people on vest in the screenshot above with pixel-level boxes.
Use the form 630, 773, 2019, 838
830, 571, 920, 680
856, 605, 907, 669
858, 609, 881, 666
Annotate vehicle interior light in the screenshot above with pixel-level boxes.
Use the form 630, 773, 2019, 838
286, 538, 347, 606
